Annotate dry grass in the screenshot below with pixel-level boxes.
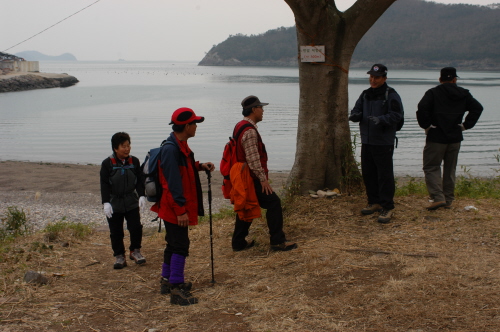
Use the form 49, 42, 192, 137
1, 194, 500, 332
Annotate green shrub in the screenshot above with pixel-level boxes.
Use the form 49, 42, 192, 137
0, 206, 28, 240
395, 177, 427, 197
395, 165, 500, 199
341, 134, 364, 195
199, 206, 235, 223
44, 221, 93, 242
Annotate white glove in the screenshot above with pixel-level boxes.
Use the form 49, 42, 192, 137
139, 196, 147, 211
103, 203, 113, 219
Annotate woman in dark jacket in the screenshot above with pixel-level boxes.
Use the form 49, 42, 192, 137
100, 132, 147, 269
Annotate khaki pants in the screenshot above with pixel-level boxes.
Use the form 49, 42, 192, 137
423, 141, 461, 203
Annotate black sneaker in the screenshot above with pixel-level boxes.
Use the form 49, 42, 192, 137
160, 278, 192, 295
270, 242, 298, 252
233, 240, 256, 252
377, 209, 393, 224
170, 284, 198, 306
113, 255, 127, 269
160, 278, 171, 294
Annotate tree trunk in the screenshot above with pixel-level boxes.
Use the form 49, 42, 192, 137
284, 0, 397, 194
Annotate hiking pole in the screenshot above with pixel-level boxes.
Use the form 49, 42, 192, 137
205, 169, 216, 284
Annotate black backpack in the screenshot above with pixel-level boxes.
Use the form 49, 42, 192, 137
383, 87, 404, 132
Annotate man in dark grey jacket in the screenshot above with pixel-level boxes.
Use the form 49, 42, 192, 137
349, 64, 404, 223
416, 67, 483, 210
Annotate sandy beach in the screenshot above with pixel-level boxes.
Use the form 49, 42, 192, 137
0, 160, 289, 229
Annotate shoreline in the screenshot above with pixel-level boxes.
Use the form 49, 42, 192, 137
0, 160, 289, 230
0, 72, 79, 92
1, 159, 497, 231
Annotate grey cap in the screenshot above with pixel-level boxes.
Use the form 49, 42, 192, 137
241, 95, 269, 109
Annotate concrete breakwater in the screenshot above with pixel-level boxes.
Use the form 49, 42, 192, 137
0, 72, 79, 93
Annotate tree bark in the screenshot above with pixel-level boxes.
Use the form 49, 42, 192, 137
284, 0, 397, 194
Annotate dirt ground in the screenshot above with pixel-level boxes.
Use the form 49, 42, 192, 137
1, 161, 500, 331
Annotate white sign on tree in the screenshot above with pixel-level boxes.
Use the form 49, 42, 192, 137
300, 46, 325, 62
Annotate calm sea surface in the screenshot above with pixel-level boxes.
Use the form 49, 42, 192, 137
1, 61, 499, 176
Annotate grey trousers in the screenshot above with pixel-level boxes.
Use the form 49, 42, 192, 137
422, 141, 461, 203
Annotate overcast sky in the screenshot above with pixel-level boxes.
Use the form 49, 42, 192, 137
2, 0, 496, 61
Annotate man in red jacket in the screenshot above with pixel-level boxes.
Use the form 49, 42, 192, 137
151, 107, 214, 306
231, 95, 297, 252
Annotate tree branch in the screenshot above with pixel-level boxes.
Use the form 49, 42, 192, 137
344, 0, 398, 43
342, 248, 439, 258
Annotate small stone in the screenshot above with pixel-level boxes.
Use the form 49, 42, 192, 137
24, 270, 49, 285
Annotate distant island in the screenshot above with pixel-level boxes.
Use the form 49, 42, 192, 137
199, 0, 500, 70
14, 51, 77, 61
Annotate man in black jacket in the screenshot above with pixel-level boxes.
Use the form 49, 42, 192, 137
349, 64, 404, 223
416, 67, 483, 210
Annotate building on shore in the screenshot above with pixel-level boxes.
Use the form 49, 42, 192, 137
0, 52, 39, 75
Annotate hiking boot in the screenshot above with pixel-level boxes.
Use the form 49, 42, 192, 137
170, 284, 198, 306
444, 201, 453, 209
160, 278, 193, 295
113, 255, 127, 269
377, 209, 393, 224
270, 242, 298, 252
426, 201, 446, 211
233, 240, 256, 252
160, 278, 171, 295
361, 204, 382, 215
129, 249, 146, 265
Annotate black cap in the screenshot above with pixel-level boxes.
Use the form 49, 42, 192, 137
440, 67, 459, 81
367, 64, 388, 77
241, 95, 269, 109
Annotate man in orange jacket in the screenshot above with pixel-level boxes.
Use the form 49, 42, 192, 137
231, 95, 297, 252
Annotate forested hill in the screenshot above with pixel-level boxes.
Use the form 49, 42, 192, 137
14, 51, 77, 61
199, 0, 500, 70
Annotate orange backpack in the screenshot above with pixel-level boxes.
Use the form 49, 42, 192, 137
219, 123, 253, 199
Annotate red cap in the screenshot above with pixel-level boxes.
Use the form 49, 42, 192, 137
169, 107, 205, 125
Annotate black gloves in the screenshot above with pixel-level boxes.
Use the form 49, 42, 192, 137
368, 116, 380, 125
349, 112, 362, 122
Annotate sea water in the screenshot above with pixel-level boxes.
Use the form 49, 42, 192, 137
1, 61, 499, 177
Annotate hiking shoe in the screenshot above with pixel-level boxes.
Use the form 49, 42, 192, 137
160, 278, 193, 295
426, 201, 446, 211
361, 204, 382, 215
129, 249, 146, 265
233, 240, 256, 252
444, 201, 453, 209
270, 242, 298, 252
160, 278, 171, 294
113, 255, 127, 269
377, 209, 393, 224
170, 284, 198, 306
